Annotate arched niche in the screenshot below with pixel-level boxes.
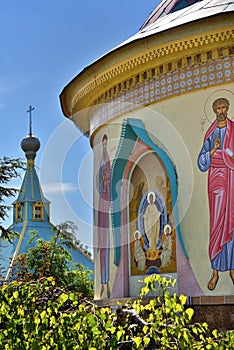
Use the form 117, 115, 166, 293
128, 150, 177, 278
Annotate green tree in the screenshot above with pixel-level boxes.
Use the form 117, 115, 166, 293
65, 263, 94, 299
55, 220, 92, 257
0, 157, 24, 240
13, 230, 94, 298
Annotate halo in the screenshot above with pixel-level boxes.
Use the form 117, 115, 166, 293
134, 230, 141, 240
164, 224, 172, 234
204, 89, 234, 124
147, 191, 156, 203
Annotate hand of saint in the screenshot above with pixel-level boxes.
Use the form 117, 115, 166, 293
214, 134, 220, 151
210, 134, 220, 156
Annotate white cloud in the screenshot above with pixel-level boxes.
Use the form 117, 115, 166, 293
42, 182, 77, 194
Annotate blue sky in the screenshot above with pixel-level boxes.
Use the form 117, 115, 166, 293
0, 0, 160, 252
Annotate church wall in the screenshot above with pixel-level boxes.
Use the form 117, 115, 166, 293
92, 79, 234, 300
60, 8, 234, 301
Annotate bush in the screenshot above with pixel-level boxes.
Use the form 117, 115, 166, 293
0, 275, 233, 349
10, 231, 94, 299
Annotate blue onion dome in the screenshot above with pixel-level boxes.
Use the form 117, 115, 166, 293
21, 134, 40, 161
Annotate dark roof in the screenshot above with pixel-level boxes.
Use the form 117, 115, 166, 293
115, 0, 233, 49
140, 0, 202, 30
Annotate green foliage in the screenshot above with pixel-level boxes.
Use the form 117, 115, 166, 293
25, 232, 73, 283
12, 230, 94, 299
0, 277, 114, 350
65, 263, 94, 299
0, 157, 24, 240
0, 275, 233, 349
54, 220, 92, 257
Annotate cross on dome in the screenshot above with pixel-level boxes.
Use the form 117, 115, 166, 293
26, 105, 35, 137
21, 106, 40, 163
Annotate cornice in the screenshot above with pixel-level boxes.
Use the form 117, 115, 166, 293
70, 26, 234, 115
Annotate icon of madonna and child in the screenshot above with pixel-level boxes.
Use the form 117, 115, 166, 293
131, 190, 177, 276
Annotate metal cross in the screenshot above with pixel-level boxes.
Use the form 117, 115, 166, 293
26, 105, 35, 136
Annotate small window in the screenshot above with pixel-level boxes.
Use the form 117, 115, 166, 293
187, 56, 192, 65
229, 46, 234, 55
15, 202, 23, 222
33, 201, 44, 221
207, 51, 212, 60
177, 59, 182, 69
218, 48, 223, 57
196, 54, 201, 63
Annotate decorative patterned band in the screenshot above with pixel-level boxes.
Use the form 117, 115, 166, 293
90, 55, 234, 135
70, 27, 234, 114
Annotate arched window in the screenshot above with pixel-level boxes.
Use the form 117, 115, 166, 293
33, 201, 44, 221
15, 202, 23, 222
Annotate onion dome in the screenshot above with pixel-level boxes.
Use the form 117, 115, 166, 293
21, 134, 40, 162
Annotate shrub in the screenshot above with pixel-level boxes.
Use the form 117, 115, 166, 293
0, 275, 233, 349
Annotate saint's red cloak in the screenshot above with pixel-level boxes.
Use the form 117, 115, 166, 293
203, 118, 234, 261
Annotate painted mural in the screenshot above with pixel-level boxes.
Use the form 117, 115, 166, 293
129, 151, 177, 276
97, 134, 111, 298
197, 96, 234, 291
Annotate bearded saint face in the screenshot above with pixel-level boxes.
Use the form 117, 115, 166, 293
212, 98, 229, 122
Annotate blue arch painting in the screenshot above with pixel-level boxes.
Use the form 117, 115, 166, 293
110, 118, 187, 266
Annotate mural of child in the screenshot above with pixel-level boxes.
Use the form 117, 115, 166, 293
160, 224, 172, 268
133, 230, 146, 271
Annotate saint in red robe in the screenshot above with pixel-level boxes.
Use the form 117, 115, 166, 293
198, 118, 234, 270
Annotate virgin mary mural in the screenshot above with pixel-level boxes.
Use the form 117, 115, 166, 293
143, 191, 161, 252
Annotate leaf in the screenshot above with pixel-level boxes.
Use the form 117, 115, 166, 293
50, 315, 56, 326
18, 307, 24, 316
183, 330, 189, 343
34, 314, 41, 326
40, 310, 47, 321
134, 337, 142, 348
179, 294, 187, 305
117, 329, 124, 341
143, 337, 150, 346
58, 293, 69, 305
143, 325, 148, 334
13, 291, 19, 299
185, 308, 194, 320
69, 292, 76, 301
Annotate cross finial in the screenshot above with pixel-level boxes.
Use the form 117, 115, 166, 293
26, 105, 35, 136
